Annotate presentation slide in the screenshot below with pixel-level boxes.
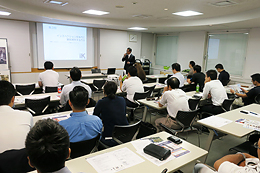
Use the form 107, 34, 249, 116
43, 23, 87, 61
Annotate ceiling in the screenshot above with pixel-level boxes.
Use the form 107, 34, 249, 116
1, 0, 260, 33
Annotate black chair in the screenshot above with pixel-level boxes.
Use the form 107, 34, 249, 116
222, 79, 230, 86
93, 80, 106, 99
25, 96, 50, 116
180, 84, 196, 92
221, 98, 235, 112
188, 97, 201, 111
144, 85, 156, 98
45, 86, 58, 93
16, 84, 35, 96
91, 68, 101, 73
112, 120, 141, 144
0, 148, 35, 173
255, 93, 260, 104
70, 134, 100, 159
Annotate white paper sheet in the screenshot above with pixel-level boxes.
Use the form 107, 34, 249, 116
86, 147, 144, 173
198, 116, 232, 128
42, 114, 70, 122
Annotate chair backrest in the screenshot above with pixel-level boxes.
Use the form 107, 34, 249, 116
188, 98, 201, 111
25, 96, 50, 116
70, 133, 100, 159
45, 86, 58, 93
91, 68, 101, 73
221, 98, 235, 111
133, 91, 149, 101
167, 74, 173, 79
175, 109, 199, 131
221, 79, 230, 86
255, 93, 260, 104
93, 80, 106, 91
112, 120, 141, 144
143, 85, 156, 97
0, 148, 35, 173
16, 84, 35, 96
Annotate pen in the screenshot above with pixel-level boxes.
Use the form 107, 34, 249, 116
250, 112, 258, 115
161, 168, 168, 173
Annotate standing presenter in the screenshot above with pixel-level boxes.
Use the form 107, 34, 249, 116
122, 47, 135, 74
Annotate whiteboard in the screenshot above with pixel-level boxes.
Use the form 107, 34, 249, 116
100, 29, 127, 69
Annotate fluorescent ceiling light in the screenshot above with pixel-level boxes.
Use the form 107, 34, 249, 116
128, 27, 148, 30
83, 10, 109, 15
48, 0, 63, 4
173, 10, 203, 17
0, 11, 11, 16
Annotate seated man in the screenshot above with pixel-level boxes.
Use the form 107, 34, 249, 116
155, 77, 189, 130
200, 70, 228, 115
26, 119, 71, 173
94, 81, 129, 147
215, 63, 230, 86
188, 60, 195, 78
38, 61, 59, 92
231, 73, 260, 106
60, 67, 92, 106
0, 81, 33, 153
59, 86, 102, 143
187, 65, 205, 92
165, 63, 185, 87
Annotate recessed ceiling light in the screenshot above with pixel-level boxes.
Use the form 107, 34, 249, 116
83, 10, 109, 15
0, 11, 11, 16
44, 0, 68, 6
128, 27, 148, 31
164, 8, 168, 11
244, 33, 249, 35
173, 10, 203, 17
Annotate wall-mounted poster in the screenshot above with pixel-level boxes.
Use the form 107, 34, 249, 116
0, 47, 7, 64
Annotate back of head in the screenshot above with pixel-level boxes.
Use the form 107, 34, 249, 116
0, 80, 16, 106
171, 63, 181, 72
167, 77, 180, 89
44, 61, 54, 70
251, 73, 260, 83
193, 65, 201, 73
104, 81, 117, 99
25, 119, 70, 173
189, 61, 195, 67
206, 70, 217, 80
70, 67, 81, 81
128, 66, 137, 76
69, 86, 89, 110
215, 63, 224, 70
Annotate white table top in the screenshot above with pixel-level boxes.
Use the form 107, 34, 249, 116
146, 74, 168, 79
66, 73, 107, 78
29, 131, 207, 173
198, 104, 260, 138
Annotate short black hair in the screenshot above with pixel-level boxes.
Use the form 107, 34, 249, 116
127, 47, 132, 52
206, 70, 217, 80
251, 73, 260, 83
171, 63, 181, 71
44, 61, 54, 70
70, 67, 81, 81
104, 81, 117, 99
167, 77, 180, 89
193, 65, 201, 73
189, 61, 195, 67
128, 66, 137, 76
0, 80, 16, 105
215, 64, 224, 69
69, 86, 89, 110
25, 119, 70, 173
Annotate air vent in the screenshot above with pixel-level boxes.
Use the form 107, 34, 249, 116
115, 6, 124, 8
132, 14, 152, 18
211, 0, 236, 7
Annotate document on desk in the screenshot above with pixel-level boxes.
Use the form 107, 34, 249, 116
236, 119, 260, 132
86, 147, 145, 173
198, 116, 232, 128
42, 114, 70, 122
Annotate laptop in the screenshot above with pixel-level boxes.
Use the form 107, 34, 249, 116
107, 68, 116, 75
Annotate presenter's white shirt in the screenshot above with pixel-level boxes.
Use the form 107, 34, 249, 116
202, 80, 228, 106
164, 72, 185, 87
159, 89, 189, 118
122, 76, 144, 103
0, 105, 33, 153
60, 81, 92, 106
38, 69, 59, 92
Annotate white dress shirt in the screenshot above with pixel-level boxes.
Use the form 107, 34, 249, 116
202, 80, 228, 106
164, 72, 185, 87
122, 76, 144, 102
38, 69, 59, 92
60, 81, 92, 106
0, 105, 33, 153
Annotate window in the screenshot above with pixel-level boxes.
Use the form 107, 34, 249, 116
156, 36, 178, 66
206, 33, 248, 76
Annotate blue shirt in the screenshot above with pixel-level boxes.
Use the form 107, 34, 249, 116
59, 111, 102, 143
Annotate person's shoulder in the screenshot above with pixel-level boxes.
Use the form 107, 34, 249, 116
13, 109, 32, 118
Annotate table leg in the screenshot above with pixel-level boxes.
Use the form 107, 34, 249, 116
142, 106, 148, 122
201, 129, 215, 163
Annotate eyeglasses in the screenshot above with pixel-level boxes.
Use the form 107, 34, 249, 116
254, 142, 260, 149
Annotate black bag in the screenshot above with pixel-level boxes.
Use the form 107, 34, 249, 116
136, 121, 157, 139
143, 143, 171, 161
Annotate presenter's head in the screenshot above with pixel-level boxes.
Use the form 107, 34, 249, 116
128, 66, 137, 77
70, 67, 81, 81
127, 47, 132, 55
44, 61, 54, 70
205, 70, 217, 83
69, 86, 89, 112
25, 119, 70, 173
0, 80, 16, 107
